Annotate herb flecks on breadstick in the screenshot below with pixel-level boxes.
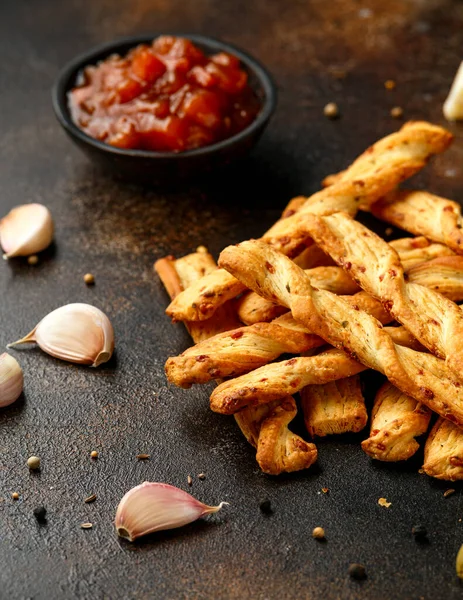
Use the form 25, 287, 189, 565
165, 122, 452, 323
361, 382, 431, 462
217, 240, 463, 424
296, 211, 463, 377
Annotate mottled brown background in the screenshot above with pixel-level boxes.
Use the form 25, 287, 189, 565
1, 1, 463, 599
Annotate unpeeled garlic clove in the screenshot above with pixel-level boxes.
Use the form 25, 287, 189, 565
8, 303, 114, 367
0, 203, 54, 259
115, 482, 228, 542
0, 353, 24, 407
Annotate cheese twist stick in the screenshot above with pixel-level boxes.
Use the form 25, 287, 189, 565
166, 255, 463, 387
237, 236, 456, 325
296, 211, 463, 377
216, 240, 463, 424
422, 417, 463, 481
165, 121, 452, 322
361, 382, 431, 462
155, 249, 317, 475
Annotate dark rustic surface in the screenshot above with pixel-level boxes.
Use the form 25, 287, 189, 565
1, 1, 463, 599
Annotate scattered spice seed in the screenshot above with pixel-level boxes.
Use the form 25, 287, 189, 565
27, 255, 39, 266
187, 475, 193, 486
84, 494, 97, 504
312, 527, 325, 539
385, 227, 393, 236
198, 473, 206, 480
444, 488, 456, 498
83, 273, 95, 285
384, 79, 396, 90
456, 544, 463, 578
12, 492, 19, 500
27, 456, 41, 470
33, 506, 47, 522
349, 563, 367, 580
390, 106, 403, 119
378, 497, 391, 508
412, 524, 427, 541
259, 499, 272, 514
321, 487, 329, 494
136, 454, 150, 460
90, 451, 98, 459
81, 522, 93, 529
196, 245, 208, 253
324, 102, 339, 119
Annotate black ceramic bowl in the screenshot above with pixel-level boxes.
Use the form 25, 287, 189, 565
52, 34, 277, 184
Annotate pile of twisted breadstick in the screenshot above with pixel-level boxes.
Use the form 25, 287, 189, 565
156, 121, 463, 481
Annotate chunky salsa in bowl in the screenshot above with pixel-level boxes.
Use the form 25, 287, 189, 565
68, 35, 263, 153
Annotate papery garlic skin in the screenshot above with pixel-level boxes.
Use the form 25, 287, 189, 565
0, 353, 23, 407
115, 482, 228, 542
8, 303, 114, 367
0, 203, 54, 258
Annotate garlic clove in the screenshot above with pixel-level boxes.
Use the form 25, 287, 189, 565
115, 482, 228, 542
8, 303, 114, 367
0, 353, 24, 407
0, 203, 54, 258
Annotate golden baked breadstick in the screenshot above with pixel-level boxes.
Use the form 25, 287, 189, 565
301, 375, 367, 437
166, 292, 388, 388
422, 418, 463, 481
294, 211, 463, 376
237, 237, 456, 325
167, 253, 463, 387
235, 397, 318, 475
217, 239, 463, 423
165, 122, 452, 323
361, 382, 431, 461
208, 327, 421, 414
155, 251, 241, 342
156, 249, 316, 475
261, 122, 452, 255
371, 190, 463, 254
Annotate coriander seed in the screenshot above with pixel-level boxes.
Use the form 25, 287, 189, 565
27, 255, 39, 266
312, 526, 325, 539
90, 450, 98, 459
12, 492, 19, 500
412, 524, 427, 540
83, 273, 95, 285
259, 499, 272, 514
384, 79, 396, 90
390, 106, 403, 119
324, 102, 339, 119
27, 456, 41, 470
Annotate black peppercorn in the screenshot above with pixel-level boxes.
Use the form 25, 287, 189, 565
259, 499, 272, 514
33, 506, 47, 522
348, 563, 367, 580
412, 524, 427, 540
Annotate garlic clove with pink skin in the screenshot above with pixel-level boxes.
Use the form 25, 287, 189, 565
0, 203, 54, 259
0, 353, 24, 407
115, 482, 228, 542
8, 303, 114, 367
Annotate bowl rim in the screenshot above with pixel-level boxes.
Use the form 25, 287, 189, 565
52, 32, 277, 160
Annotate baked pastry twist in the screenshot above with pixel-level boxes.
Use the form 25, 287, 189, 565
217, 239, 463, 424
371, 190, 463, 255
155, 249, 316, 475
294, 211, 463, 377
361, 382, 431, 461
166, 255, 463, 387
301, 375, 367, 437
208, 329, 421, 414
165, 122, 451, 323
422, 418, 463, 481
237, 236, 456, 326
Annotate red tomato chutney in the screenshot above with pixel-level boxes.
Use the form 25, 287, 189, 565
68, 36, 262, 152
